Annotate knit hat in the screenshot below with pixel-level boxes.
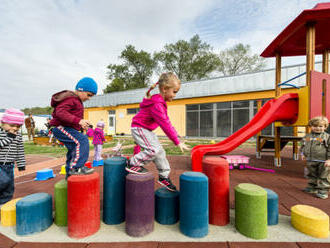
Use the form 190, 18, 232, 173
1, 108, 25, 125
75, 77, 98, 95
97, 121, 105, 128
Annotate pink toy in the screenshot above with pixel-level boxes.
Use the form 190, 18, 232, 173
221, 155, 249, 170
221, 155, 275, 173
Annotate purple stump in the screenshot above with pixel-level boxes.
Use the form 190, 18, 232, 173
125, 172, 154, 237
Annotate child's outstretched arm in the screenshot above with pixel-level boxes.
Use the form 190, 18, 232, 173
16, 134, 26, 171
178, 141, 191, 153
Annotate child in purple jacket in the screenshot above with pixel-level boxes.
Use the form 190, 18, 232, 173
87, 121, 106, 166
126, 72, 190, 191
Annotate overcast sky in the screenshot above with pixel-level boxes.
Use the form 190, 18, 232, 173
0, 0, 327, 109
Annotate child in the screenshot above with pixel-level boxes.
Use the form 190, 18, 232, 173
126, 72, 190, 191
87, 121, 106, 165
0, 108, 26, 205
50, 77, 97, 178
300, 116, 330, 199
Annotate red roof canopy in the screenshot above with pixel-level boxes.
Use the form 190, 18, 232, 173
261, 3, 330, 57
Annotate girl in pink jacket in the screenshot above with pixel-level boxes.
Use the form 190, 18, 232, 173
87, 121, 106, 166
126, 72, 190, 191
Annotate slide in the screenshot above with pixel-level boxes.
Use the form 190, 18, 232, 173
191, 93, 299, 172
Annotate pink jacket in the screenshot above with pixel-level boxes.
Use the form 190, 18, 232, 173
131, 94, 180, 145
87, 128, 105, 145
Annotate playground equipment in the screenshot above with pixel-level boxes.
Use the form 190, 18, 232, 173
192, 3, 330, 170
291, 204, 329, 238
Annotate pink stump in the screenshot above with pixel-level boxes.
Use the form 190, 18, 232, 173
203, 156, 229, 226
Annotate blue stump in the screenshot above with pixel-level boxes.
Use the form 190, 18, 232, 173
16, 193, 53, 235
264, 188, 279, 225
179, 172, 208, 238
103, 156, 127, 224
155, 188, 179, 225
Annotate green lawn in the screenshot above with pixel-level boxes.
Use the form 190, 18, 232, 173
24, 137, 258, 157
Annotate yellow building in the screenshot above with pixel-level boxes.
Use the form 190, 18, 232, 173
84, 62, 321, 138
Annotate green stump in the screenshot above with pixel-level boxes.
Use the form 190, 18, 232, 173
235, 183, 267, 239
54, 179, 68, 226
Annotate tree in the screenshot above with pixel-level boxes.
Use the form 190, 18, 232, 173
154, 35, 220, 81
104, 45, 157, 93
217, 43, 266, 76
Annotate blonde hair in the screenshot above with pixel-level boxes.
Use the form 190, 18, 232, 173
308, 116, 329, 128
146, 72, 180, 98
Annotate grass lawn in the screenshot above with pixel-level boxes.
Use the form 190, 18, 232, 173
24, 136, 258, 157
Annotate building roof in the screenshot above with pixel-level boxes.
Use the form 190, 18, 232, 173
84, 62, 321, 108
261, 3, 330, 57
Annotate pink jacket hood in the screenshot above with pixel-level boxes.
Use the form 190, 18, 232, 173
131, 94, 180, 145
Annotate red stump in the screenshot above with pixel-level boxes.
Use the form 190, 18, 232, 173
203, 156, 229, 226
67, 172, 100, 238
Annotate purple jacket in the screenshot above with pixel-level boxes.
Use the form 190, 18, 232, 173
131, 94, 180, 145
50, 90, 83, 131
87, 128, 105, 145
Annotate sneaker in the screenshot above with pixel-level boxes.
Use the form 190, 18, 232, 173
302, 187, 317, 194
158, 177, 177, 192
316, 192, 328, 199
125, 162, 149, 174
70, 166, 94, 175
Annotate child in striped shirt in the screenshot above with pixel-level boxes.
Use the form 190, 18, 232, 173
0, 108, 26, 205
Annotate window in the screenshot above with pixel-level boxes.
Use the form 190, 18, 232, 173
127, 108, 139, 115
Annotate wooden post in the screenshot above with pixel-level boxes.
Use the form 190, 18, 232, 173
322, 49, 329, 117
274, 53, 282, 167
256, 100, 262, 159
305, 22, 315, 136
306, 22, 315, 88
322, 49, 329, 74
293, 126, 298, 160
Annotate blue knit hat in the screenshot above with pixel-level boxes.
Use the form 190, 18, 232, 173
75, 77, 98, 95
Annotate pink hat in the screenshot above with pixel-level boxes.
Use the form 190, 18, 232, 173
1, 108, 25, 125
97, 121, 105, 128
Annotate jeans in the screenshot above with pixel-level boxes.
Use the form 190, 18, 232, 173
52, 126, 89, 173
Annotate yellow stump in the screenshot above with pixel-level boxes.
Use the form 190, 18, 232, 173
291, 204, 329, 238
60, 165, 66, 175
1, 198, 22, 226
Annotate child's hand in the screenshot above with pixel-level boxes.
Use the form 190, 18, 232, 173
325, 160, 330, 167
178, 142, 191, 153
79, 119, 91, 130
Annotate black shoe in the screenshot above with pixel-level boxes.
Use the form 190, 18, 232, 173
125, 161, 148, 174
158, 177, 177, 192
70, 166, 94, 175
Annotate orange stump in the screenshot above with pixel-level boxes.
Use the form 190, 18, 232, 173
203, 156, 229, 226
67, 173, 100, 238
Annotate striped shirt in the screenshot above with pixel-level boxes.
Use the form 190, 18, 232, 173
0, 127, 26, 169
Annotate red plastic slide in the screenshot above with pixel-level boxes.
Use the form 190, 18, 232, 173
191, 93, 299, 172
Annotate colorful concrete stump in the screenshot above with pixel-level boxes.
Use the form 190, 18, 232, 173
54, 179, 68, 226
291, 204, 329, 238
67, 173, 100, 238
203, 156, 229, 226
0, 198, 22, 226
103, 157, 127, 224
180, 172, 208, 238
125, 172, 154, 237
264, 188, 279, 225
155, 188, 179, 225
16, 193, 53, 235
235, 183, 267, 239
